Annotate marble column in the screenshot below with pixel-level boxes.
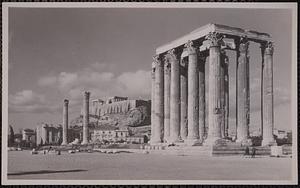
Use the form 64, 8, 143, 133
236, 37, 250, 142
48, 126, 53, 144
62, 99, 69, 145
180, 56, 188, 141
186, 41, 200, 146
220, 52, 225, 138
168, 49, 181, 143
82, 91, 90, 145
150, 61, 156, 143
164, 60, 171, 142
198, 53, 206, 142
151, 55, 164, 144
224, 55, 229, 138
205, 32, 224, 145
261, 42, 276, 146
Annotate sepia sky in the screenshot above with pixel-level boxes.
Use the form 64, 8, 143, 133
7, 7, 293, 133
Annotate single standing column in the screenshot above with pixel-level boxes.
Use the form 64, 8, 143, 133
164, 61, 171, 142
150, 61, 156, 142
205, 32, 224, 145
82, 91, 90, 145
224, 56, 229, 138
198, 53, 206, 143
168, 49, 181, 143
62, 99, 69, 145
180, 56, 188, 140
48, 126, 53, 144
186, 41, 200, 146
261, 42, 276, 146
236, 37, 250, 143
151, 55, 164, 144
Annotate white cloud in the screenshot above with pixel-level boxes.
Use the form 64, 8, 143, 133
8, 90, 59, 113
37, 63, 151, 104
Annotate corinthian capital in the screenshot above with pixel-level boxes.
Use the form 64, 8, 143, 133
184, 40, 197, 55
238, 36, 249, 54
265, 41, 274, 55
64, 99, 69, 105
205, 32, 225, 47
164, 48, 179, 62
84, 91, 90, 100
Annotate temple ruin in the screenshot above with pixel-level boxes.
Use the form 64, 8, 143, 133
151, 23, 276, 146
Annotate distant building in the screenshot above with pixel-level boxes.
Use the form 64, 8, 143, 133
36, 123, 62, 146
22, 128, 36, 143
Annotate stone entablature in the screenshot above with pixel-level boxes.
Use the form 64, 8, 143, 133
151, 23, 276, 147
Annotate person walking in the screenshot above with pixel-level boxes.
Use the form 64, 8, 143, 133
251, 147, 257, 158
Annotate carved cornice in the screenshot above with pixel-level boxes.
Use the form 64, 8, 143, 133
184, 40, 197, 55
238, 36, 249, 54
205, 32, 225, 47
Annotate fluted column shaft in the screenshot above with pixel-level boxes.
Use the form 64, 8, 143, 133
82, 91, 90, 145
206, 32, 224, 145
236, 37, 250, 142
62, 99, 69, 145
224, 56, 229, 138
152, 56, 164, 143
151, 61, 156, 142
262, 42, 276, 146
186, 41, 200, 145
164, 61, 171, 142
198, 54, 206, 142
180, 57, 188, 140
168, 49, 181, 143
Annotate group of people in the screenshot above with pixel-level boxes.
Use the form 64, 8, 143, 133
244, 146, 257, 158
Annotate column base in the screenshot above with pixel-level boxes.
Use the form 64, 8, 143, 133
261, 138, 277, 146
81, 141, 89, 145
168, 137, 183, 144
185, 138, 201, 146
150, 138, 162, 145
236, 138, 253, 146
61, 142, 68, 146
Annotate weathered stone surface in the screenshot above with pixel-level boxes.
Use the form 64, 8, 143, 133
236, 37, 250, 143
180, 56, 188, 141
82, 91, 90, 145
62, 99, 68, 145
186, 41, 200, 146
198, 53, 206, 143
261, 42, 276, 146
164, 61, 171, 142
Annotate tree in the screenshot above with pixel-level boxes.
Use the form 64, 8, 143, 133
8, 125, 15, 147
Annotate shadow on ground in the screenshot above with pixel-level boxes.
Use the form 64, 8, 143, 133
8, 169, 87, 176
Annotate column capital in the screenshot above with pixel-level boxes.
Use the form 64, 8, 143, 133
64, 99, 69, 105
205, 32, 225, 47
164, 61, 171, 75
260, 41, 274, 55
164, 48, 180, 62
238, 36, 249, 54
184, 40, 197, 55
84, 91, 90, 99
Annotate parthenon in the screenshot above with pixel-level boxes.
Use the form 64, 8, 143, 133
151, 23, 276, 146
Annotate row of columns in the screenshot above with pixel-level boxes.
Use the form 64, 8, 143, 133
151, 32, 276, 146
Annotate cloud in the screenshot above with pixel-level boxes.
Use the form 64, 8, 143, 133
8, 90, 59, 113
37, 63, 151, 104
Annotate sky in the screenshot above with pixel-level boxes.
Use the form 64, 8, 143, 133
7, 7, 293, 133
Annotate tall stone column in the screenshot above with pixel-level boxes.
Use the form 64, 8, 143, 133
185, 41, 200, 145
61, 99, 69, 145
180, 56, 188, 141
151, 55, 164, 144
167, 49, 181, 143
150, 61, 156, 143
220, 52, 225, 138
164, 60, 171, 142
236, 37, 250, 143
224, 56, 229, 138
261, 42, 276, 146
48, 126, 53, 144
205, 32, 224, 145
82, 91, 90, 145
198, 53, 206, 142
